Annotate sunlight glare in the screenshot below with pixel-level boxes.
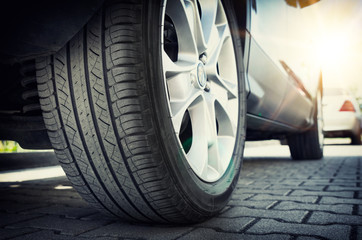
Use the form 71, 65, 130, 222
313, 34, 351, 69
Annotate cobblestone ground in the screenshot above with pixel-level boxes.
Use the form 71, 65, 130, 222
0, 141, 361, 240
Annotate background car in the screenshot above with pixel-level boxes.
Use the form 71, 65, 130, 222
323, 88, 362, 145
0, 0, 323, 223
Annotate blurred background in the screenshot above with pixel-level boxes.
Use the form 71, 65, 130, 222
312, 0, 362, 100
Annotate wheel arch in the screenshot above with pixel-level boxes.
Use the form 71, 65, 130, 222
0, 0, 104, 63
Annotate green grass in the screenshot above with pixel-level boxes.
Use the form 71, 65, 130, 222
0, 141, 19, 152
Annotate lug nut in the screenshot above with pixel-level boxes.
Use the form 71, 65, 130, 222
204, 82, 210, 92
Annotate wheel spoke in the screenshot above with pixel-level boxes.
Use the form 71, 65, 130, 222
207, 142, 221, 180
203, 94, 218, 146
170, 90, 202, 134
207, 82, 238, 133
216, 136, 235, 172
162, 51, 198, 77
206, 23, 228, 65
206, 136, 234, 179
198, 0, 219, 47
215, 99, 237, 137
216, 36, 238, 87
166, 0, 200, 62
210, 73, 238, 100
186, 99, 210, 178
186, 96, 235, 181
167, 73, 195, 102
205, 23, 238, 99
187, 94, 230, 182
187, 0, 208, 53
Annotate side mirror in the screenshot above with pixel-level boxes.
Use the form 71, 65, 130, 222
285, 0, 320, 8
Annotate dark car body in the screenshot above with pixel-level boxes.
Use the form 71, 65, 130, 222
0, 0, 321, 148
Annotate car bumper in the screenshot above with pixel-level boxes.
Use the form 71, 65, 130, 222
323, 113, 360, 136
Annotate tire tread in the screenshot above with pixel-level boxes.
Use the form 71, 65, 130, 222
36, 0, 200, 223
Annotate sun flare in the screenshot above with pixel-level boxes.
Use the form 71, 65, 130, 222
313, 35, 351, 70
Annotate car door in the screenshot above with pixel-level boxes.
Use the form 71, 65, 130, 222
274, 0, 321, 127
246, 0, 290, 122
246, 0, 317, 128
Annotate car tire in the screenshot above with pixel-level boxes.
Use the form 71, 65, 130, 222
36, 0, 246, 223
287, 91, 324, 160
351, 127, 361, 145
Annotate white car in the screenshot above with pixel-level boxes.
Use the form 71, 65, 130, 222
323, 88, 362, 145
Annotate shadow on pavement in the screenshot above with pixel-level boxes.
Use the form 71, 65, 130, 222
0, 152, 58, 171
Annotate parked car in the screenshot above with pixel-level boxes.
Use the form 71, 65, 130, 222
0, 0, 323, 223
323, 88, 362, 145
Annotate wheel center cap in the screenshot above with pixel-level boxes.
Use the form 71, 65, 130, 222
197, 62, 207, 89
